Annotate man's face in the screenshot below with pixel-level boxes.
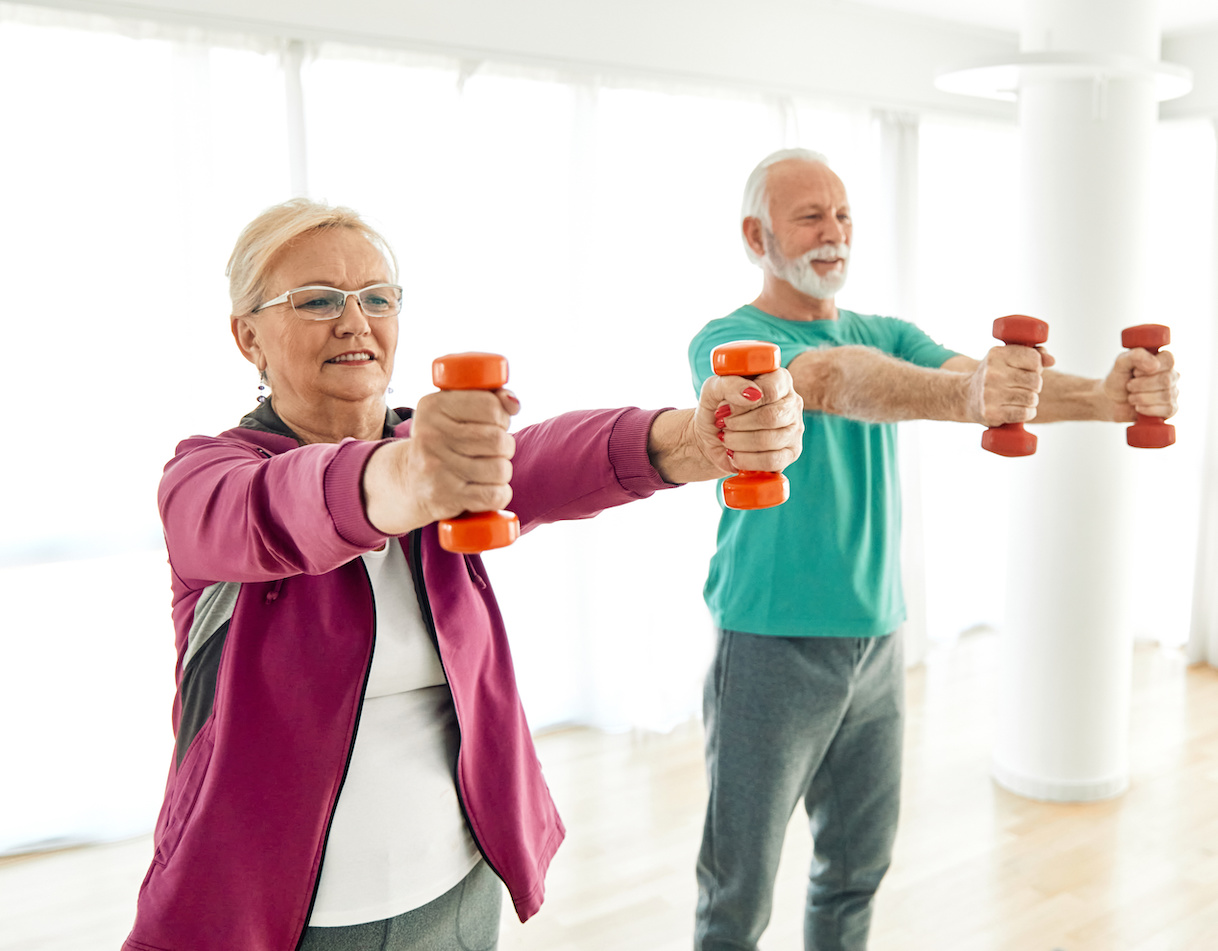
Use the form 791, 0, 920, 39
761, 160, 852, 300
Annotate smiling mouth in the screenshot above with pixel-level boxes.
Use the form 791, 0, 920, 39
327, 353, 375, 364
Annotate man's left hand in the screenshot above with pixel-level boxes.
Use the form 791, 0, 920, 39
1102, 347, 1179, 422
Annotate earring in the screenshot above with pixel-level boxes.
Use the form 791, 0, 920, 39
257, 370, 270, 403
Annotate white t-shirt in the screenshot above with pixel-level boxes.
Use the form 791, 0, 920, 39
308, 539, 481, 926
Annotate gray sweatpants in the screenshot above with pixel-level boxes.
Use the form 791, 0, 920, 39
299, 860, 502, 951
695, 629, 905, 951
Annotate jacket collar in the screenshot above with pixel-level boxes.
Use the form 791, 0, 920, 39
238, 399, 408, 444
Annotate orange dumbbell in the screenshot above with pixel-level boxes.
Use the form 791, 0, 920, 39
711, 340, 790, 510
431, 352, 521, 553
1121, 324, 1175, 449
981, 315, 1050, 458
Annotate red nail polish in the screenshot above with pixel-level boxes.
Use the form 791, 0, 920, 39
742, 386, 762, 402
717, 431, 725, 442
725, 449, 735, 459
715, 404, 732, 420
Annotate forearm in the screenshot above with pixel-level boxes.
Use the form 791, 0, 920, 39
506, 409, 679, 526
1033, 369, 1115, 423
790, 346, 971, 423
161, 438, 386, 585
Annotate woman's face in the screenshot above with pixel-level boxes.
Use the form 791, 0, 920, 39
234, 227, 398, 417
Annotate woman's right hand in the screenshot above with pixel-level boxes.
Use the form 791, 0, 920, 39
362, 389, 519, 537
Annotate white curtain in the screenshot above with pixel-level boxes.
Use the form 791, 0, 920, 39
0, 5, 888, 853
2, 2, 1213, 856
912, 115, 1023, 645
875, 111, 931, 665
0, 6, 294, 854
1188, 118, 1218, 666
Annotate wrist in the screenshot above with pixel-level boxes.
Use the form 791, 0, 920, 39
955, 370, 981, 425
648, 408, 725, 484
1096, 378, 1124, 422
362, 440, 425, 536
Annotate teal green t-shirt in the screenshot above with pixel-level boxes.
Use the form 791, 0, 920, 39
688, 305, 958, 637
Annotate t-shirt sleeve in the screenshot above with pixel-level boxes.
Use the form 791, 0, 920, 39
885, 316, 960, 368
688, 312, 813, 395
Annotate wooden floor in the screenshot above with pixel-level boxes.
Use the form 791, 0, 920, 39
5, 632, 1218, 951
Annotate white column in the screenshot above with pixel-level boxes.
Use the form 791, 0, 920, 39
991, 0, 1162, 801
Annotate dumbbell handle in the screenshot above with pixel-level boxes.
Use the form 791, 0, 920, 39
431, 352, 521, 553
711, 340, 790, 510
981, 315, 1049, 458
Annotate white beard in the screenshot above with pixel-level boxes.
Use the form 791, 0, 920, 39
764, 240, 850, 299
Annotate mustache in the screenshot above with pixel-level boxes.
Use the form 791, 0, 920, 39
803, 243, 850, 262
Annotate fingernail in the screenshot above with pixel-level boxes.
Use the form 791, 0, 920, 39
742, 386, 762, 402
715, 405, 732, 420
717, 431, 725, 442
725, 449, 735, 459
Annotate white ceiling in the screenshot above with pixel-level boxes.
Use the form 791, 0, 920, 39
848, 0, 1218, 35
27, 0, 1218, 117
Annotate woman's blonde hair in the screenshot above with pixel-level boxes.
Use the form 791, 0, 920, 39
225, 198, 399, 317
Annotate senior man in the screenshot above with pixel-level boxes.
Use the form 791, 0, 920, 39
687, 148, 1179, 951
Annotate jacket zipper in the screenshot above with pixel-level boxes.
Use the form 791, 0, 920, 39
407, 530, 501, 883
293, 557, 378, 950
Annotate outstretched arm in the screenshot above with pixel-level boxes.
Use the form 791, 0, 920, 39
788, 343, 1046, 426
942, 346, 1179, 424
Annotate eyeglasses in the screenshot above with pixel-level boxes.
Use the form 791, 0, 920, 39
253, 284, 403, 320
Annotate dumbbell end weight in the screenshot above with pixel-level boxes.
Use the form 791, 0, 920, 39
981, 424, 1038, 458
432, 352, 510, 391
722, 471, 790, 510
438, 510, 520, 554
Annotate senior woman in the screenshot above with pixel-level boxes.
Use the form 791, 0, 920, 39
122, 198, 802, 951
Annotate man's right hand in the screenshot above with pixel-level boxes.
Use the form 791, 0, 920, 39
965, 344, 1054, 427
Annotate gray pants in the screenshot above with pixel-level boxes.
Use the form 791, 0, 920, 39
299, 860, 502, 951
695, 629, 904, 951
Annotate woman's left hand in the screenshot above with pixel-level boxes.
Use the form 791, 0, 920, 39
647, 369, 804, 484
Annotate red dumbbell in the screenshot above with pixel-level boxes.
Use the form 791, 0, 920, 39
1121, 324, 1176, 449
711, 340, 790, 510
981, 315, 1050, 458
431, 352, 521, 553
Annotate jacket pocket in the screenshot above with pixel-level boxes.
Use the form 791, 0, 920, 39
153, 718, 215, 867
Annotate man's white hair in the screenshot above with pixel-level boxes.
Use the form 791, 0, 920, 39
740, 147, 830, 265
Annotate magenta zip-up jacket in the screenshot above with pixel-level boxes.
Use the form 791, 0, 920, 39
123, 401, 675, 951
